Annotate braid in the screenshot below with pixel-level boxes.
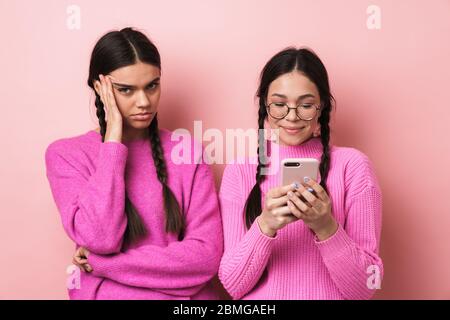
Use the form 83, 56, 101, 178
244, 106, 267, 229
318, 103, 331, 194
148, 115, 184, 236
94, 93, 147, 245
95, 94, 107, 142
148, 117, 168, 183
256, 108, 267, 184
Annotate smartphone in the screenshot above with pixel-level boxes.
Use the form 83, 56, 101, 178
281, 158, 319, 188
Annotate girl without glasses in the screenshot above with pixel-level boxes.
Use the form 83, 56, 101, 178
45, 27, 223, 300
218, 47, 383, 300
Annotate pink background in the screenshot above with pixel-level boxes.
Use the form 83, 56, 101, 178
1, 0, 449, 299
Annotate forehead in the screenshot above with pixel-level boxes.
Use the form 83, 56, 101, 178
109, 61, 160, 86
268, 71, 319, 99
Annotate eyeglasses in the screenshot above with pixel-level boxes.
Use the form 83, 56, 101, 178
266, 102, 321, 121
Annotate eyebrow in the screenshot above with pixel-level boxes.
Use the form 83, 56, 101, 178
271, 93, 316, 101
111, 77, 161, 89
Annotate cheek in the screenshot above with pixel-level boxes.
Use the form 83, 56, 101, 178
300, 122, 318, 137
149, 90, 161, 109
114, 95, 133, 113
153, 88, 161, 101
308, 120, 320, 130
267, 117, 280, 129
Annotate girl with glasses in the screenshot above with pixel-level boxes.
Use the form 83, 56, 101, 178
218, 48, 383, 300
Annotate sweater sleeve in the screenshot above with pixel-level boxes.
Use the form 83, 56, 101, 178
314, 151, 383, 300
218, 164, 277, 300
45, 140, 128, 255
87, 161, 223, 297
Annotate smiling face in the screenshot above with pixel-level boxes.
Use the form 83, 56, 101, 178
266, 71, 322, 146
107, 61, 161, 136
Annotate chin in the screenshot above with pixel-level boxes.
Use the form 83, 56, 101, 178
279, 133, 311, 146
127, 120, 152, 130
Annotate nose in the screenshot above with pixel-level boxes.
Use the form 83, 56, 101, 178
136, 90, 150, 108
285, 107, 298, 121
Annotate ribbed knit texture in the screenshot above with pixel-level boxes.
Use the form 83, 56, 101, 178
45, 129, 223, 300
218, 137, 383, 300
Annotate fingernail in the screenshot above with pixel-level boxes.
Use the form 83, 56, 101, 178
287, 191, 293, 197
293, 182, 300, 189
307, 187, 314, 193
304, 176, 310, 183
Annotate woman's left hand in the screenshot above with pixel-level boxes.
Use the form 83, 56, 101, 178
287, 177, 338, 241
72, 247, 93, 273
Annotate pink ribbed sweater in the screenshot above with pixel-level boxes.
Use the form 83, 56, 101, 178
218, 137, 383, 300
45, 129, 223, 300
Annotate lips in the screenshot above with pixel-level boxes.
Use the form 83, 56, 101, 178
131, 112, 152, 121
282, 126, 305, 134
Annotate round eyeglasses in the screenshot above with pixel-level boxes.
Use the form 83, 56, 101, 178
266, 102, 321, 121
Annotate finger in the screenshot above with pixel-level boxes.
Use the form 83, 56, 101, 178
287, 200, 303, 219
288, 190, 311, 213
105, 76, 117, 107
83, 248, 90, 259
269, 183, 297, 198
85, 264, 93, 273
283, 213, 300, 225
78, 247, 88, 257
296, 184, 321, 208
72, 259, 86, 272
72, 258, 81, 267
74, 255, 88, 265
303, 177, 329, 201
266, 195, 289, 210
79, 265, 88, 273
100, 75, 110, 114
294, 191, 312, 208
97, 76, 108, 117
271, 205, 298, 217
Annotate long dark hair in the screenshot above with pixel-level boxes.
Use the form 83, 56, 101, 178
244, 47, 335, 229
87, 27, 184, 245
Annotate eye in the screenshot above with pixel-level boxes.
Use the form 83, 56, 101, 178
273, 102, 286, 107
146, 82, 160, 90
117, 88, 132, 94
301, 104, 313, 109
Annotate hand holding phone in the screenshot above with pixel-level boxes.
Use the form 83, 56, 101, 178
281, 158, 319, 199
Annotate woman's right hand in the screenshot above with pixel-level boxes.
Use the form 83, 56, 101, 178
257, 183, 299, 237
95, 74, 123, 143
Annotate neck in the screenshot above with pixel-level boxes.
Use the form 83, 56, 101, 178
94, 126, 150, 142
122, 126, 150, 142
269, 135, 323, 157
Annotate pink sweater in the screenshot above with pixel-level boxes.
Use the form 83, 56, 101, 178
218, 137, 383, 300
45, 129, 223, 300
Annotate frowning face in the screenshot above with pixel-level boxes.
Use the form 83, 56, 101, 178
107, 61, 161, 130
